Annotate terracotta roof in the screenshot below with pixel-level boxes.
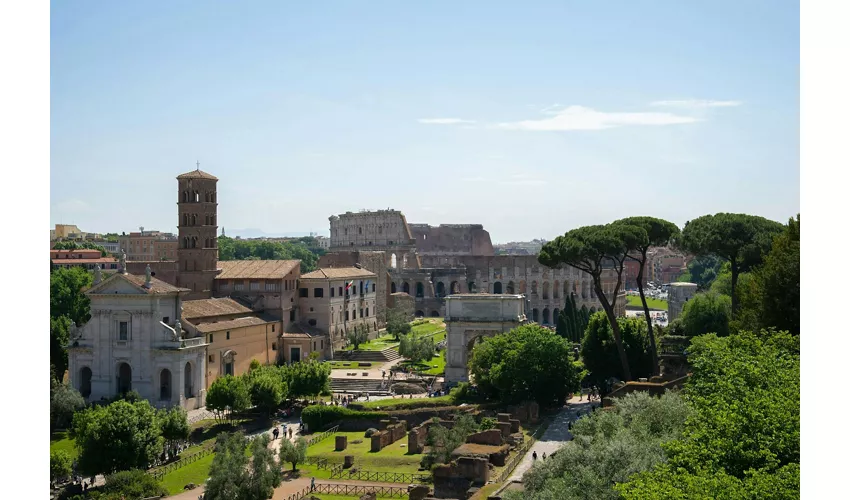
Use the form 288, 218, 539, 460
87, 272, 188, 295
216, 260, 300, 280
52, 258, 118, 265
177, 169, 218, 180
301, 267, 376, 280
182, 297, 253, 320
192, 315, 276, 333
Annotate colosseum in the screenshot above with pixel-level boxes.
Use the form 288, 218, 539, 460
322, 210, 625, 326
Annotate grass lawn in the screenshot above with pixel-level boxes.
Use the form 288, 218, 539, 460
159, 452, 215, 495
411, 322, 445, 336
357, 393, 456, 410
307, 431, 423, 474
342, 334, 400, 352
50, 431, 77, 460
399, 350, 446, 376
626, 295, 668, 310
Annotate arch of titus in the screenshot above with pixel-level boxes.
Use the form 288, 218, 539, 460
444, 294, 528, 384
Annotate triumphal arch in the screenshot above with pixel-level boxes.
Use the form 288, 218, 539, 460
444, 293, 528, 384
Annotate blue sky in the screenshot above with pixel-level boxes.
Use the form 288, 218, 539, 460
50, 0, 799, 242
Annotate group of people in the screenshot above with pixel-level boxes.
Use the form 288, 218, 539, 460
331, 393, 363, 406
532, 451, 548, 461
271, 417, 304, 441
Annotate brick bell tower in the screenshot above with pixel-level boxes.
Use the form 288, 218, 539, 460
177, 163, 219, 299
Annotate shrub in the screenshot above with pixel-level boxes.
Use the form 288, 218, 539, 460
301, 405, 387, 431
100, 469, 168, 500
364, 428, 379, 437
479, 417, 497, 431
391, 382, 427, 395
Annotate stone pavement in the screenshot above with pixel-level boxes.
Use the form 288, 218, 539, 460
507, 396, 599, 482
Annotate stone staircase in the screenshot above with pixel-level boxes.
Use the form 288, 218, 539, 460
330, 377, 391, 395
333, 347, 401, 363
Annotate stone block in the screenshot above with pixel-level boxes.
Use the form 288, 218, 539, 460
408, 484, 430, 500
335, 435, 348, 451
496, 422, 512, 438
497, 413, 512, 423
359, 493, 376, 500
344, 455, 355, 468
458, 456, 490, 484
466, 429, 504, 446
509, 419, 521, 433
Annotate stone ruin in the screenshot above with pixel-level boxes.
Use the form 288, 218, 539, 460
335, 435, 348, 451
408, 418, 455, 454
433, 457, 490, 499
506, 401, 539, 425
370, 417, 408, 452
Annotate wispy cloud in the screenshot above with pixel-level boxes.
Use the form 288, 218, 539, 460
650, 99, 743, 108
417, 118, 476, 125
494, 105, 699, 131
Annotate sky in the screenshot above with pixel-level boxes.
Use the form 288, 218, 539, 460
50, 0, 800, 243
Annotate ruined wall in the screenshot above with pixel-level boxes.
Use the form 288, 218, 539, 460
329, 210, 416, 251
371, 417, 407, 452
409, 224, 494, 257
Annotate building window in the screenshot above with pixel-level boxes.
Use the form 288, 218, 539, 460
272, 342, 277, 350
118, 321, 129, 341
226, 331, 230, 340
314, 288, 324, 298
309, 307, 314, 312
330, 287, 335, 297
353, 309, 357, 319
338, 286, 343, 296
360, 308, 364, 318
163, 316, 170, 324
234, 282, 244, 291
308, 319, 317, 326
209, 334, 214, 343
266, 282, 278, 291
250, 281, 260, 291
345, 311, 349, 321
366, 307, 369, 317
224, 362, 233, 376
321, 340, 324, 350
290, 310, 296, 321
299, 288, 308, 298
220, 281, 230, 290
272, 324, 276, 332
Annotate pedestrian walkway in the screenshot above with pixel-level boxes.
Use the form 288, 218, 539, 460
167, 475, 416, 499
507, 397, 598, 482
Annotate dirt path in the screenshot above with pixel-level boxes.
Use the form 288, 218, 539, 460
167, 476, 413, 499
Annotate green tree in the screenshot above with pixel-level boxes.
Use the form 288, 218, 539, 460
248, 369, 287, 417
678, 213, 783, 317
616, 330, 799, 499
217, 236, 322, 273
755, 215, 800, 335
50, 377, 85, 430
347, 325, 369, 350
50, 266, 93, 378
423, 414, 479, 468
205, 432, 250, 500
50, 316, 72, 380
385, 305, 413, 340
580, 312, 653, 390
98, 469, 169, 500
679, 292, 732, 338
159, 407, 190, 456
539, 223, 649, 380
469, 324, 582, 407
249, 358, 262, 371
278, 436, 308, 471
398, 332, 435, 364
245, 434, 283, 499
50, 450, 73, 483
556, 293, 590, 343
285, 360, 331, 399
614, 217, 680, 376
206, 375, 251, 423
72, 399, 164, 475
682, 254, 724, 289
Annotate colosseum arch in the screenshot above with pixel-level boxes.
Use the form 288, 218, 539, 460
506, 281, 515, 294
450, 281, 460, 294
553, 280, 560, 299
553, 308, 560, 322
415, 282, 425, 298
390, 253, 398, 269
531, 281, 538, 295
415, 310, 424, 317
436, 282, 446, 298
542, 282, 549, 300
430, 310, 440, 317
519, 281, 527, 294
403, 282, 411, 295
391, 282, 397, 293
493, 281, 503, 294
582, 281, 589, 299
542, 308, 550, 324
468, 282, 477, 293
532, 308, 539, 323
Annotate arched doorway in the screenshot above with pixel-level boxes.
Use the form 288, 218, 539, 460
450, 281, 460, 294
468, 282, 477, 293
430, 310, 440, 317
493, 282, 502, 294
79, 367, 92, 398
117, 362, 132, 395
554, 308, 560, 323
391, 282, 397, 293
542, 282, 549, 299
532, 308, 539, 323
160, 369, 172, 401
416, 282, 425, 298
520, 281, 527, 294
542, 308, 550, 325
436, 282, 445, 298
403, 282, 411, 295
415, 310, 424, 318
184, 362, 194, 398
554, 281, 560, 299
506, 281, 515, 294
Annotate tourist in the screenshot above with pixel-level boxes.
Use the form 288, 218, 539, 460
311, 477, 316, 492
542, 452, 546, 460
289, 427, 293, 439
272, 427, 279, 440
532, 451, 538, 461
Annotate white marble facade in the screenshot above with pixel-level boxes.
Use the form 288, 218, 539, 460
67, 270, 207, 410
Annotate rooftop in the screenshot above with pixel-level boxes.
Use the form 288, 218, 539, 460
177, 169, 218, 180
87, 272, 189, 295
215, 260, 300, 280
52, 258, 118, 265
182, 297, 253, 320
301, 267, 376, 280
191, 315, 277, 333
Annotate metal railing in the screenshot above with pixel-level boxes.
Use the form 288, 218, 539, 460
305, 424, 339, 446
314, 483, 411, 498
148, 445, 215, 480
329, 466, 429, 484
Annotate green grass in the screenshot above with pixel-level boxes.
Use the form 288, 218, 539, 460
159, 452, 215, 495
342, 334, 400, 352
357, 394, 456, 410
306, 431, 423, 474
399, 350, 446, 376
411, 322, 445, 336
50, 431, 77, 460
626, 295, 668, 310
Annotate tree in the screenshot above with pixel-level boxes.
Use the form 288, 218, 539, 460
50, 266, 93, 378
423, 413, 479, 468
539, 223, 648, 380
616, 330, 799, 499
50, 316, 72, 381
755, 215, 800, 335
245, 434, 283, 499
347, 325, 369, 350
249, 358, 262, 371
678, 213, 783, 318
98, 469, 169, 500
614, 217, 680, 375
279, 436, 308, 471
682, 254, 724, 289
248, 369, 287, 417
205, 432, 250, 500
580, 312, 653, 391
51, 377, 85, 430
50, 450, 73, 483
386, 305, 413, 340
285, 360, 331, 400
206, 375, 251, 423
72, 399, 164, 475
679, 292, 732, 338
469, 324, 582, 407
159, 407, 190, 457
217, 236, 322, 273
556, 293, 590, 343
398, 332, 435, 364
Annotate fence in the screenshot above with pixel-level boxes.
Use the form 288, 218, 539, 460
148, 445, 214, 480
329, 465, 430, 484
314, 483, 411, 498
494, 425, 544, 483
304, 456, 331, 469
305, 424, 339, 446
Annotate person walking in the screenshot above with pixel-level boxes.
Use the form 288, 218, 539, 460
272, 427, 279, 440
542, 452, 547, 461
532, 451, 538, 461
310, 477, 316, 492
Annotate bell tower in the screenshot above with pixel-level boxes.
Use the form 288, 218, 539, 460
176, 163, 219, 299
